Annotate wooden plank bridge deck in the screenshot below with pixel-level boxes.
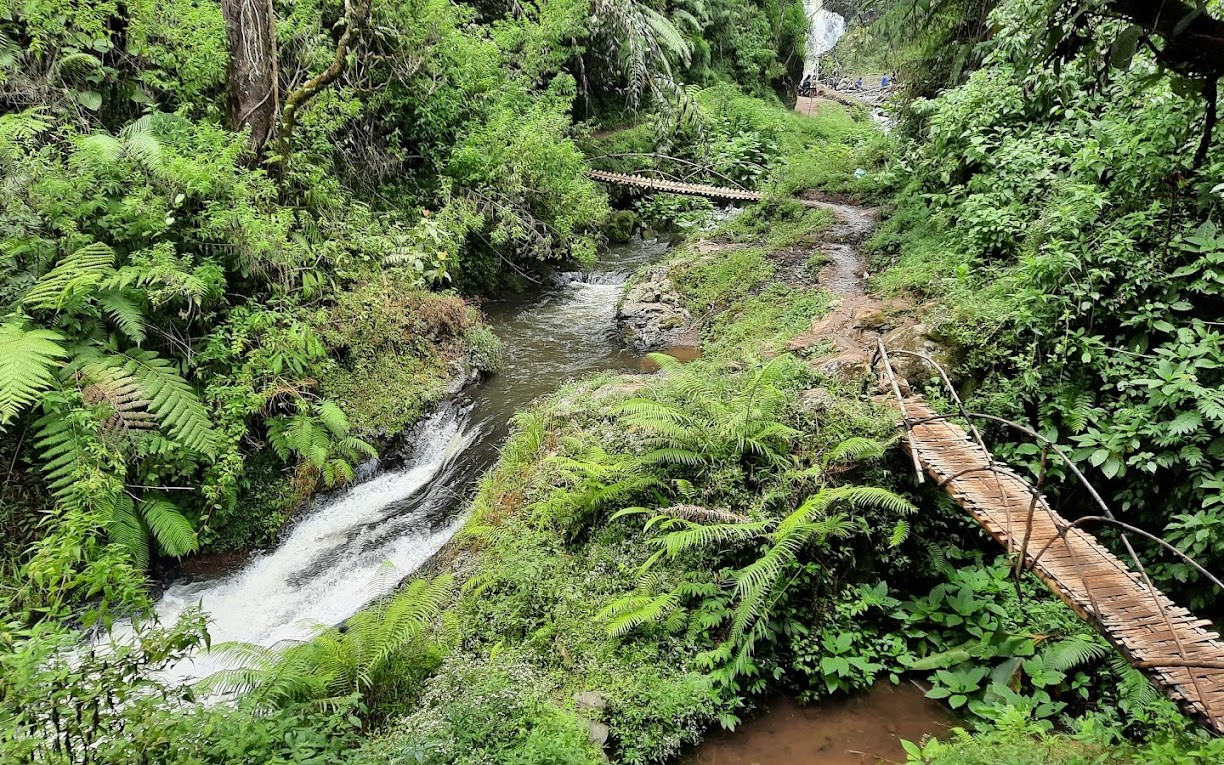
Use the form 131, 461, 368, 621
586, 169, 833, 209
897, 396, 1224, 732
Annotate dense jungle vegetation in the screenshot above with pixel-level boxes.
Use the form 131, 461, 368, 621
2, 0, 1224, 763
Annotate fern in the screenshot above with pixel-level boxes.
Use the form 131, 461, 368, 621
108, 494, 151, 569
71, 113, 184, 181
651, 504, 750, 525
96, 290, 148, 344
1039, 634, 1109, 673
599, 592, 682, 636
1110, 654, 1161, 710
77, 361, 157, 436
200, 575, 453, 711
138, 497, 198, 559
114, 349, 220, 455
0, 321, 66, 425
609, 427, 912, 679
22, 242, 116, 310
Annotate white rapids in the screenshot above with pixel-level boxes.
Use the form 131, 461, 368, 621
150, 408, 474, 683
129, 236, 673, 685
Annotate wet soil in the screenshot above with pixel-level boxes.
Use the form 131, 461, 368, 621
684, 683, 954, 765
777, 201, 899, 361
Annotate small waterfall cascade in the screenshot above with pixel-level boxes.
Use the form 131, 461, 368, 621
802, 0, 847, 78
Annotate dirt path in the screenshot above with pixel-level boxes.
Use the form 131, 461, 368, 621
782, 202, 891, 362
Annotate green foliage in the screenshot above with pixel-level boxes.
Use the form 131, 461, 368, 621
200, 575, 454, 722
267, 400, 377, 491
614, 354, 803, 470
872, 0, 1224, 608
0, 611, 362, 764
359, 663, 602, 765
608, 429, 912, 688
0, 321, 65, 423
899, 709, 1224, 765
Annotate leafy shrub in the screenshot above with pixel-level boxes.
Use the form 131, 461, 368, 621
874, 0, 1224, 608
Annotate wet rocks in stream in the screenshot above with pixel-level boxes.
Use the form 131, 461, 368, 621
616, 265, 699, 351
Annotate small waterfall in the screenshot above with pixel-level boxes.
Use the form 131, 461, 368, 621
803, 0, 847, 77
134, 235, 674, 686
149, 407, 475, 683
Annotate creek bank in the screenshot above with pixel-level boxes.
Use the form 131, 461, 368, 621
147, 237, 674, 680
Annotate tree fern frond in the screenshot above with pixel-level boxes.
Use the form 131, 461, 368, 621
653, 504, 750, 525
139, 497, 198, 558
107, 494, 150, 569
72, 133, 123, 166
0, 322, 66, 425
22, 242, 116, 310
367, 575, 453, 676
822, 436, 888, 468
823, 485, 917, 515
97, 290, 147, 344
117, 349, 220, 455
643, 351, 685, 374
601, 590, 682, 637
639, 447, 706, 466
660, 520, 767, 557
1109, 654, 1160, 709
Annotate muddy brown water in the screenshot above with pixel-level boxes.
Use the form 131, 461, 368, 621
640, 344, 704, 370
684, 683, 953, 765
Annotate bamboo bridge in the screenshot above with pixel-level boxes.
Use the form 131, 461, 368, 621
586, 169, 834, 209
877, 343, 1224, 734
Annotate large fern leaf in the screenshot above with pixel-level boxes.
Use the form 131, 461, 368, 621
139, 497, 198, 558
0, 322, 66, 425
96, 290, 148, 344
117, 349, 220, 455
22, 242, 116, 310
107, 494, 151, 569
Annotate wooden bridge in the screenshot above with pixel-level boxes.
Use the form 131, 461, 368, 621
878, 344, 1224, 733
586, 169, 832, 209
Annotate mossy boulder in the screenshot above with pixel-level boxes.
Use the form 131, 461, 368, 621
605, 210, 637, 243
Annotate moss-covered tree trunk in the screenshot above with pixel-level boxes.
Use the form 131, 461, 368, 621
221, 0, 280, 152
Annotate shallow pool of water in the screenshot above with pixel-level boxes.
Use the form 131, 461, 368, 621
684, 683, 953, 765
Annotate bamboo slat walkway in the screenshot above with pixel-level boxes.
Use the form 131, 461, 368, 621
586, 169, 833, 209
897, 395, 1224, 732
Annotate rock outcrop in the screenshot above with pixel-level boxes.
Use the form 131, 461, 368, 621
616, 265, 698, 350
881, 322, 955, 387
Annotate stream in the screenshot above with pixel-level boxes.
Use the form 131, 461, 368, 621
149, 236, 670, 682
145, 211, 952, 760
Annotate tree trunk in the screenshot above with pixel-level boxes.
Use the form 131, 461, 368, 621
221, 0, 280, 152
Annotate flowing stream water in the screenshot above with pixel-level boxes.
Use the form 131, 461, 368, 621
140, 199, 952, 756
149, 237, 670, 682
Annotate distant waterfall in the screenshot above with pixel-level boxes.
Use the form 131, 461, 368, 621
803, 0, 846, 77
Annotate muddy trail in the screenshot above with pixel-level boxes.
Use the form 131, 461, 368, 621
781, 198, 891, 358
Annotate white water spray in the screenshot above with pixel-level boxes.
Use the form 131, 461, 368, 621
149, 408, 474, 682
803, 0, 846, 77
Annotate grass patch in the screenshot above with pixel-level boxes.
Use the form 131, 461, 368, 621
719, 200, 837, 248
706, 285, 832, 359
670, 246, 775, 317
